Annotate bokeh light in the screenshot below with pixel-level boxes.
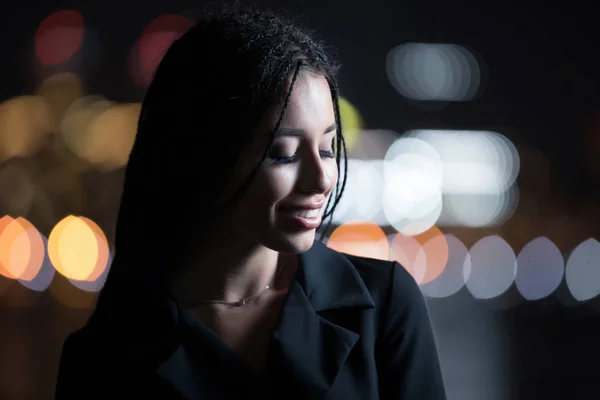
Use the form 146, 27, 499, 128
332, 159, 384, 223
386, 43, 482, 102
37, 73, 85, 132
565, 238, 600, 302
389, 232, 427, 282
338, 97, 363, 151
388, 226, 448, 284
383, 137, 443, 235
0, 96, 52, 161
83, 103, 141, 170
0, 217, 45, 281
327, 221, 389, 260
35, 10, 85, 66
19, 234, 54, 292
47, 215, 110, 283
414, 226, 449, 284
466, 235, 516, 300
515, 237, 564, 301
128, 14, 194, 87
420, 234, 470, 298
61, 95, 114, 162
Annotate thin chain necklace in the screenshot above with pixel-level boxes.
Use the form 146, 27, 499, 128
198, 266, 279, 307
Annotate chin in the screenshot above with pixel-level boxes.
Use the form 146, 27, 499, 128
267, 230, 317, 254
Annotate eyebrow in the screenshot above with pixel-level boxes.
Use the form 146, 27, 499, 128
274, 122, 338, 138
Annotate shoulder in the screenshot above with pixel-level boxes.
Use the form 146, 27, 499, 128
332, 256, 447, 397
58, 320, 111, 367
340, 251, 421, 306
335, 249, 432, 337
304, 240, 422, 309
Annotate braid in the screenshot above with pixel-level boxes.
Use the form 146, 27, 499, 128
218, 59, 303, 212
319, 86, 348, 241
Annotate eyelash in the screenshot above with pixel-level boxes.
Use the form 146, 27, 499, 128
268, 150, 336, 165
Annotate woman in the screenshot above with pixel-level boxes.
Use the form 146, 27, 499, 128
55, 6, 445, 399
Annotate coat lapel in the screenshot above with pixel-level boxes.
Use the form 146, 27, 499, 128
156, 344, 208, 399
268, 240, 375, 399
155, 302, 258, 399
154, 240, 375, 399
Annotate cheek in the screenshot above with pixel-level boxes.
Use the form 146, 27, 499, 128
240, 170, 296, 210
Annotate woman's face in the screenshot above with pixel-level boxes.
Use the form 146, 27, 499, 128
219, 72, 339, 254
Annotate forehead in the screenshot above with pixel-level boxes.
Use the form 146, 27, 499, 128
259, 71, 335, 137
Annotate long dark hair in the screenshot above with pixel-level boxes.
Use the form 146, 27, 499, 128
102, 6, 348, 301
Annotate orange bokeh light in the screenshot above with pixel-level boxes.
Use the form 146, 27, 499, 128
0, 215, 15, 278
413, 226, 449, 284
389, 233, 427, 283
0, 216, 45, 281
327, 221, 389, 260
390, 226, 449, 284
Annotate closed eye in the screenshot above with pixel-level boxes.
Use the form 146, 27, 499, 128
267, 149, 335, 165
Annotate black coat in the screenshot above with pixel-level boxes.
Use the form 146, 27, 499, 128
55, 240, 446, 399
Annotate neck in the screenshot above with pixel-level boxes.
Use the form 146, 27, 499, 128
169, 235, 291, 307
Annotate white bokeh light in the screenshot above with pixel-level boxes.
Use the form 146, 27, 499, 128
467, 235, 516, 299
405, 129, 520, 194
515, 237, 564, 301
386, 43, 481, 101
331, 159, 384, 224
565, 238, 600, 302
383, 137, 444, 235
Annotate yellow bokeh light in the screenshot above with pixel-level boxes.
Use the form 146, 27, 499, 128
48, 215, 77, 279
0, 96, 52, 161
56, 216, 98, 281
84, 103, 141, 170
61, 96, 114, 162
48, 215, 109, 281
327, 220, 388, 260
77, 216, 110, 281
38, 73, 85, 131
338, 97, 363, 152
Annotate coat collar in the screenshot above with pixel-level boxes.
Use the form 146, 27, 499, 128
299, 239, 376, 312
155, 240, 375, 399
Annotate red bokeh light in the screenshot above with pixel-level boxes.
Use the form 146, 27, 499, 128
128, 14, 194, 88
35, 10, 85, 66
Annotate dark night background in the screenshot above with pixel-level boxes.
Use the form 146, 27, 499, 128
1, 1, 599, 399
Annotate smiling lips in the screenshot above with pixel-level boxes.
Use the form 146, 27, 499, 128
279, 201, 325, 230
290, 208, 321, 218
280, 200, 325, 212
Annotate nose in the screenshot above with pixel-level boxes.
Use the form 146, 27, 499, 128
297, 151, 335, 194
